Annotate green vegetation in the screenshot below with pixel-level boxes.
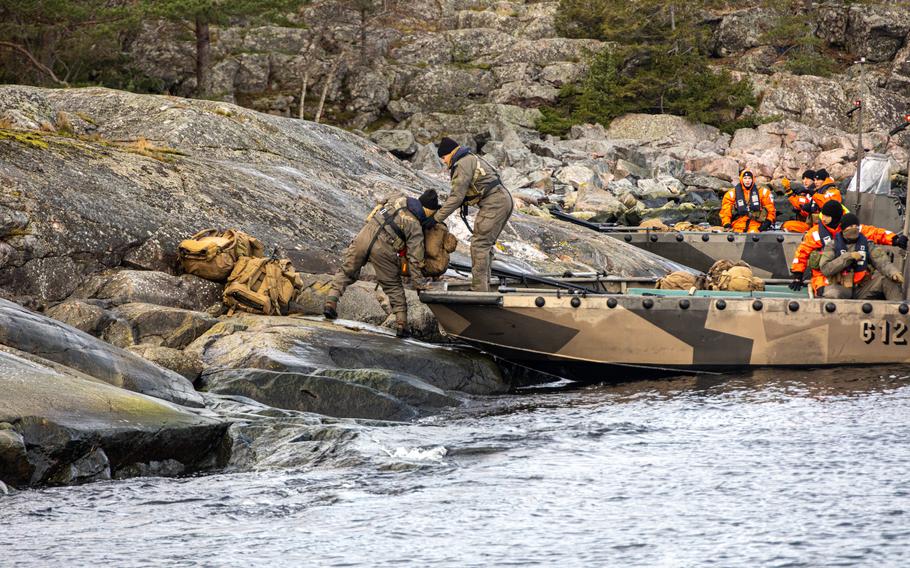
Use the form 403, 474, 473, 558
761, 0, 838, 77
0, 0, 306, 96
545, 0, 756, 135
0, 1, 142, 88
143, 1, 306, 96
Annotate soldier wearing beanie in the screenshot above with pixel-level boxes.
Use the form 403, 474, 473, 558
719, 168, 776, 233
811, 167, 843, 211
818, 213, 904, 300
789, 199, 905, 295
323, 189, 442, 338
435, 136, 513, 291
782, 169, 819, 233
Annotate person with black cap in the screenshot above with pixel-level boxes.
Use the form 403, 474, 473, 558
788, 199, 905, 295
719, 168, 776, 232
323, 189, 441, 337
811, 168, 843, 210
818, 213, 904, 300
434, 136, 513, 291
781, 169, 818, 233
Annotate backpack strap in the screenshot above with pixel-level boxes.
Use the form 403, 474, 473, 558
364, 206, 408, 261
190, 228, 219, 240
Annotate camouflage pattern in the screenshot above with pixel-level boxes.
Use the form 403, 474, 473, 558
421, 287, 910, 377
604, 231, 803, 279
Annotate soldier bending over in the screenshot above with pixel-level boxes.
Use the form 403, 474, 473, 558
324, 190, 440, 337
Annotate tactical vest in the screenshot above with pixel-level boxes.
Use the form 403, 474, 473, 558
817, 223, 836, 246
366, 202, 409, 251
451, 154, 503, 207
733, 184, 762, 219
832, 232, 870, 288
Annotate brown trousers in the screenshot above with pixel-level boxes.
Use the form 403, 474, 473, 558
470, 186, 513, 292
823, 272, 902, 301
329, 225, 408, 320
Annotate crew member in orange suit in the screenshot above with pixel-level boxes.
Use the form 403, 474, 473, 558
720, 169, 776, 233
811, 168, 843, 210
781, 170, 817, 233
788, 200, 906, 295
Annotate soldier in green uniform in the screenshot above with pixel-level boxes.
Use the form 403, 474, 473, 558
435, 137, 514, 292
818, 213, 904, 300
323, 190, 440, 337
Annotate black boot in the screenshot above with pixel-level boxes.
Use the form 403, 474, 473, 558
323, 298, 338, 320
395, 320, 410, 338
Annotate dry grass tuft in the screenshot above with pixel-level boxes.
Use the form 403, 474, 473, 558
117, 137, 187, 161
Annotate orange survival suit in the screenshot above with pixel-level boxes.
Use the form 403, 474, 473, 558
720, 170, 776, 233
790, 221, 895, 295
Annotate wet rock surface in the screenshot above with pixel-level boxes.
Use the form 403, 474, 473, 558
0, 85, 685, 307
0, 297, 203, 407
0, 346, 226, 488
190, 316, 509, 422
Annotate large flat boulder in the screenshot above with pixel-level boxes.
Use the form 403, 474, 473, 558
0, 347, 226, 488
188, 316, 508, 421
0, 298, 203, 407
0, 86, 685, 305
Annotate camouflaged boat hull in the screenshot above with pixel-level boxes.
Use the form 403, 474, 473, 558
421, 290, 910, 379
604, 231, 803, 279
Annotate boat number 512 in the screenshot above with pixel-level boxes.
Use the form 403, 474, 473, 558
861, 321, 908, 345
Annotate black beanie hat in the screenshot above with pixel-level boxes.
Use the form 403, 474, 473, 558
821, 199, 844, 225
418, 189, 440, 210
437, 137, 459, 158
840, 213, 859, 230
815, 168, 829, 180
802, 169, 816, 180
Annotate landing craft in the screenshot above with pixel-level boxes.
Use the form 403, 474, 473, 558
421, 279, 910, 379
549, 148, 908, 279
550, 208, 802, 278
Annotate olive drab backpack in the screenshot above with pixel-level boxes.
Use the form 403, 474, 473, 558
423, 223, 458, 277
223, 256, 304, 316
178, 229, 265, 282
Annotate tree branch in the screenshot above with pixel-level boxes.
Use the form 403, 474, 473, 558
0, 41, 69, 86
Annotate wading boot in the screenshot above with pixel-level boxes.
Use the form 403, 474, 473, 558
323, 297, 338, 320
395, 320, 410, 338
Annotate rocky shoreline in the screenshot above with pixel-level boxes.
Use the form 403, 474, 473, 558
0, 85, 694, 491
1, 69, 908, 490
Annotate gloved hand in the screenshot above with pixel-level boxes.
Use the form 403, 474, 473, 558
788, 271, 804, 291
892, 234, 908, 249
849, 251, 864, 261
892, 272, 905, 284
781, 178, 791, 195
723, 223, 733, 231
759, 220, 772, 232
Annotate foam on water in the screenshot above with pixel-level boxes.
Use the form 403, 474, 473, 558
4, 367, 910, 567
382, 445, 448, 462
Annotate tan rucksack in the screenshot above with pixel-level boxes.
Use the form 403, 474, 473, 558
656, 271, 706, 291
223, 256, 304, 316
713, 265, 765, 292
423, 223, 458, 277
639, 218, 669, 232
178, 229, 265, 282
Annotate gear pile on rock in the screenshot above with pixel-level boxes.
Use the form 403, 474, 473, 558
177, 228, 304, 316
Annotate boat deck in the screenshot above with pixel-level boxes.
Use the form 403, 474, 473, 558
628, 285, 805, 299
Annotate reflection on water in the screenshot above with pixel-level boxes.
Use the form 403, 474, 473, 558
4, 367, 910, 567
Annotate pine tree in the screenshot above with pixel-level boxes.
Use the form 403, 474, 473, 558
143, 0, 306, 97
0, 0, 137, 87
545, 0, 755, 134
